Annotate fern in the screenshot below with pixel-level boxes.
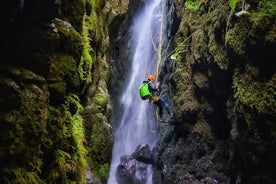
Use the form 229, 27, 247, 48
170, 44, 186, 60
2, 168, 43, 184
24, 171, 41, 184
55, 149, 72, 174
229, 0, 239, 9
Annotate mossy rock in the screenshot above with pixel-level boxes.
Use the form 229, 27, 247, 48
193, 71, 209, 89
54, 18, 83, 60
192, 120, 214, 143
60, 0, 85, 32
0, 67, 49, 183
47, 53, 81, 97
45, 94, 87, 183
208, 33, 229, 70
89, 120, 112, 182
225, 20, 250, 56
233, 64, 276, 114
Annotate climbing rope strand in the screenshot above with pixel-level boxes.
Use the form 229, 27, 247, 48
163, 0, 230, 60
155, 0, 165, 82
153, 0, 165, 127
150, 0, 230, 128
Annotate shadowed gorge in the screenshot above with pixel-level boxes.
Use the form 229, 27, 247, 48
0, 0, 275, 184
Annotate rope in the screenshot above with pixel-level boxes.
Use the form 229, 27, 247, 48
148, 0, 230, 130
163, 0, 230, 60
155, 0, 165, 81
154, 0, 166, 129
147, 0, 166, 133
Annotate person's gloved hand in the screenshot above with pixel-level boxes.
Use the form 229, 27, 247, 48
155, 82, 160, 91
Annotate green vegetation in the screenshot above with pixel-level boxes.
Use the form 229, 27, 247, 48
0, 71, 48, 184
225, 19, 250, 55
46, 94, 87, 183
209, 32, 229, 69
79, 14, 93, 87
89, 121, 112, 183
185, 0, 198, 10
80, 1, 113, 182
2, 168, 42, 184
94, 92, 108, 106
233, 65, 276, 115
257, 0, 276, 18
209, 42, 228, 69
229, 0, 239, 9
93, 163, 110, 182
0, 0, 113, 183
170, 44, 187, 61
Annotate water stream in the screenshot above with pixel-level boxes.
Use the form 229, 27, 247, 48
108, 0, 164, 183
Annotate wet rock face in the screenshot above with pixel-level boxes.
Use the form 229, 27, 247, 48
0, 67, 49, 180
0, 0, 119, 183
116, 160, 147, 184
132, 144, 154, 164
115, 144, 156, 184
155, 0, 276, 183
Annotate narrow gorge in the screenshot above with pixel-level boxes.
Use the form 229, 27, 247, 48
0, 0, 275, 184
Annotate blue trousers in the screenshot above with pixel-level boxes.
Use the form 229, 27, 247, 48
154, 96, 171, 117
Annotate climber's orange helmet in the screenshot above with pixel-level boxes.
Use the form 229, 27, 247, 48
147, 75, 155, 81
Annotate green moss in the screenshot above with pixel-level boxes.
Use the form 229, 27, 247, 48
248, 1, 276, 44
170, 44, 187, 61
94, 92, 108, 106
185, 0, 198, 10
257, 0, 276, 18
85, 0, 106, 45
237, 103, 275, 168
209, 34, 228, 69
48, 53, 81, 91
93, 163, 110, 182
229, 0, 239, 9
45, 94, 87, 183
213, 46, 228, 69
54, 19, 83, 60
89, 121, 112, 183
193, 72, 208, 89
233, 65, 276, 114
193, 120, 214, 143
79, 15, 93, 86
0, 68, 49, 184
2, 168, 42, 184
60, 0, 85, 32
225, 20, 250, 56
65, 95, 87, 180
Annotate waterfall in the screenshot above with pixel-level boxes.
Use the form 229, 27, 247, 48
108, 0, 164, 183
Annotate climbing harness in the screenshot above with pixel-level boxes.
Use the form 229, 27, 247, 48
149, 95, 159, 103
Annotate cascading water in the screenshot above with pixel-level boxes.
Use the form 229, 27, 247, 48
108, 0, 165, 183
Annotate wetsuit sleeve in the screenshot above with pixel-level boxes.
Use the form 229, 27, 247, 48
148, 82, 158, 92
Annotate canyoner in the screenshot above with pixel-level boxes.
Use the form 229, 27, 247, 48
139, 74, 174, 124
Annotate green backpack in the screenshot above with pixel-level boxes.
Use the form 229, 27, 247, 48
139, 82, 151, 100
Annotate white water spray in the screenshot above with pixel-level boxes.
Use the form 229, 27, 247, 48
108, 0, 164, 183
